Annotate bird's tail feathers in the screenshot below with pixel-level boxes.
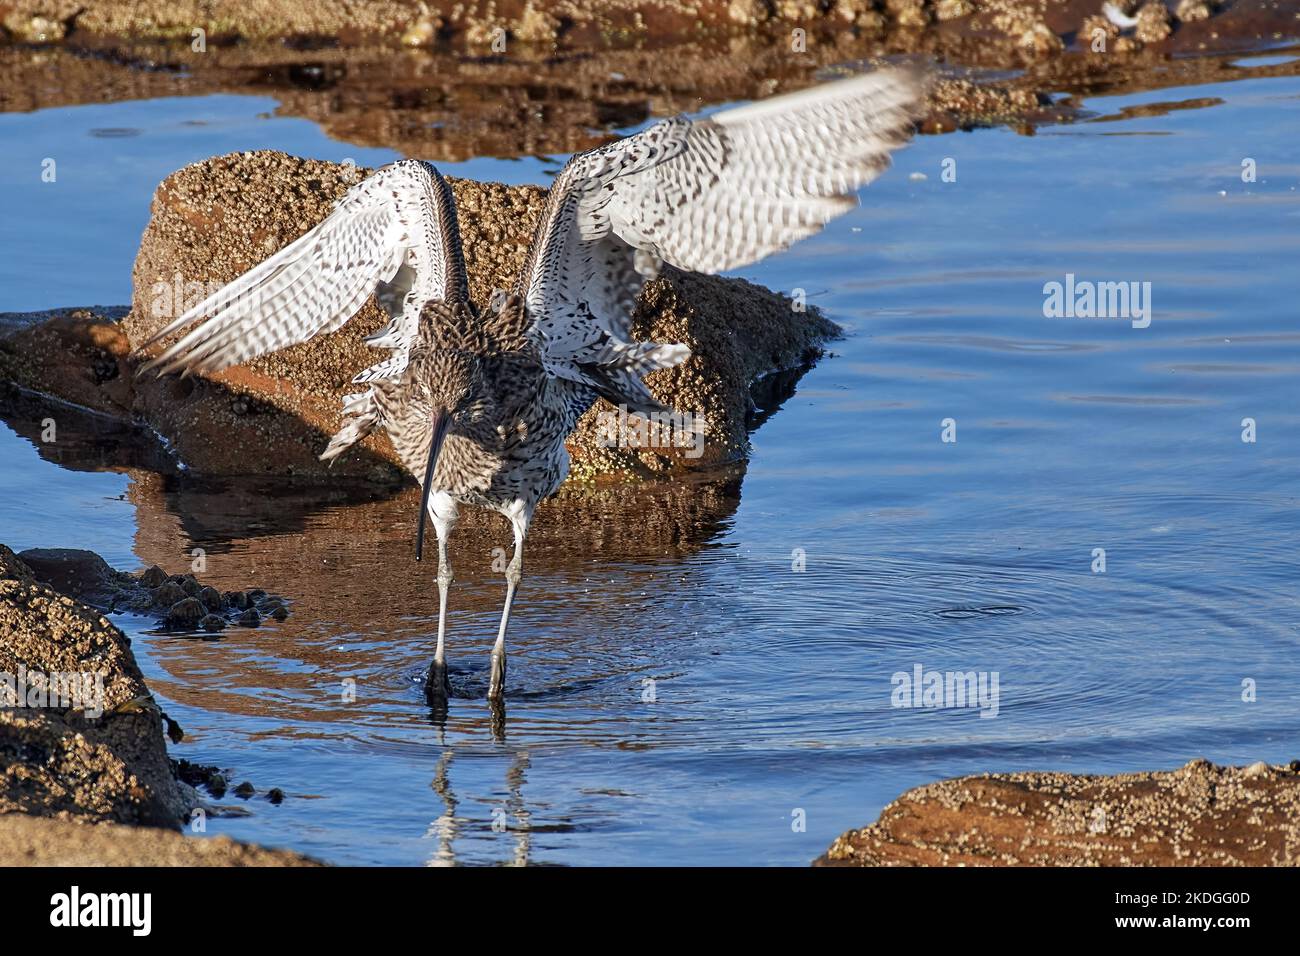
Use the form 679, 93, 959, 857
575, 338, 699, 435
320, 391, 383, 462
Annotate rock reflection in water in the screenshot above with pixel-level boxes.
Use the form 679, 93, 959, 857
0, 359, 818, 747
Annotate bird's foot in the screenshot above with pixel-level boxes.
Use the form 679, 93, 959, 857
488, 650, 507, 701
424, 659, 451, 703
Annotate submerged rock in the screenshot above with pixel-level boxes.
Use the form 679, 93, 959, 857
163, 596, 206, 629
818, 758, 1300, 866
7, 543, 290, 634
16, 547, 137, 607
150, 581, 187, 607
198, 585, 224, 612
140, 564, 169, 588
124, 151, 839, 482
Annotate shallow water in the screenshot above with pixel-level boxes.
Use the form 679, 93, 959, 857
2, 71, 1298, 865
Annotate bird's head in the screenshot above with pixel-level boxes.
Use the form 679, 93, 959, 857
404, 348, 491, 562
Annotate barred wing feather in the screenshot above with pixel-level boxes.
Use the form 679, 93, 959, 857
515, 67, 927, 410
137, 159, 467, 381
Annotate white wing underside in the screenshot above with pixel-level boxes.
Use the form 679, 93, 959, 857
138, 159, 467, 384
516, 66, 927, 409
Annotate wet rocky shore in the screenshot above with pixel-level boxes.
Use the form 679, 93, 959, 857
818, 759, 1300, 866
0, 545, 316, 864
3, 0, 1299, 868
2, 1, 1297, 158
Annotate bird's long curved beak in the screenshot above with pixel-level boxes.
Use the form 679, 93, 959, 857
415, 409, 451, 562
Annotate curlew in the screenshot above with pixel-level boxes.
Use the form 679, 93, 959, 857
137, 67, 927, 706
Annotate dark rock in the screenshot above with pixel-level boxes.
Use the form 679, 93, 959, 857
120, 590, 156, 612
198, 585, 223, 611
139, 564, 169, 588
151, 581, 186, 607
262, 600, 289, 621
233, 781, 256, 799
236, 608, 261, 627
164, 597, 205, 629
16, 547, 134, 607
267, 788, 285, 805
206, 773, 227, 798
173, 758, 221, 789
197, 613, 226, 633
162, 714, 184, 744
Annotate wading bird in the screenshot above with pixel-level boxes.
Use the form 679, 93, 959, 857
138, 67, 926, 707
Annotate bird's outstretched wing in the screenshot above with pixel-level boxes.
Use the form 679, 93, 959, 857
515, 66, 928, 412
137, 159, 467, 381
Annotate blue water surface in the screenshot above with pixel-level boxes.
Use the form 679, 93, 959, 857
1, 74, 1297, 865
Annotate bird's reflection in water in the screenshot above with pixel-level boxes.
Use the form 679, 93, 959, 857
504, 750, 532, 867
0, 365, 818, 868
425, 749, 458, 868
424, 745, 532, 867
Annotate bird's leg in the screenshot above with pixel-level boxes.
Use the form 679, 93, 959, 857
427, 536, 452, 699
425, 498, 457, 704
488, 508, 529, 701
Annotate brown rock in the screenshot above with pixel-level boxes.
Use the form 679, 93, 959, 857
1135, 1, 1172, 42
1080, 14, 1120, 51
1175, 0, 1213, 22
817, 759, 1300, 866
0, 815, 320, 866
0, 309, 132, 420
1018, 22, 1064, 59
933, 0, 974, 22
0, 12, 68, 44
0, 548, 189, 827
